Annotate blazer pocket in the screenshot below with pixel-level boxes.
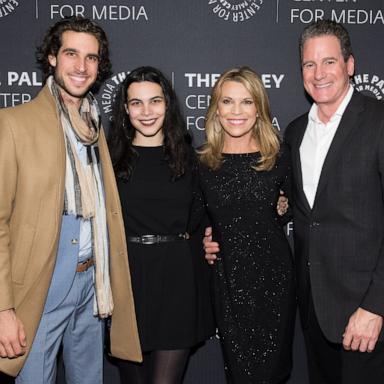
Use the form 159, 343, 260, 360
12, 224, 36, 284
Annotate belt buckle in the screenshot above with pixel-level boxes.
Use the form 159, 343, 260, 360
141, 235, 158, 244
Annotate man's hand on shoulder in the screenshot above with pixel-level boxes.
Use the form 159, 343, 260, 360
343, 307, 383, 353
0, 308, 27, 358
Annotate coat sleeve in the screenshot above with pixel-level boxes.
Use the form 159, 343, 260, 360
360, 107, 384, 316
0, 112, 17, 311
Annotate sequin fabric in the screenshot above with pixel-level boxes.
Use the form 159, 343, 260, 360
199, 145, 296, 383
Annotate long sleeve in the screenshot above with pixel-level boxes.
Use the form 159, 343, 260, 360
187, 162, 208, 234
277, 142, 293, 226
0, 112, 18, 311
360, 106, 384, 316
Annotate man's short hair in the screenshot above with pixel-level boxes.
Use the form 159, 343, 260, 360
299, 19, 353, 63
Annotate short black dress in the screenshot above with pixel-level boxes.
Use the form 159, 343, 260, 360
118, 145, 213, 352
198, 145, 296, 383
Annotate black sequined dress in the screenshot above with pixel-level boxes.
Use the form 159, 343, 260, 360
199, 146, 295, 383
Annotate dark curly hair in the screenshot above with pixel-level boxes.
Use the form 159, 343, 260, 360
108, 66, 193, 181
36, 16, 112, 92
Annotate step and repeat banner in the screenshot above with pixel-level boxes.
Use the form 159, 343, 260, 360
0, 1, 383, 383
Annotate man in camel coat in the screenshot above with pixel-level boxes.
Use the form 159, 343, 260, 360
0, 16, 141, 383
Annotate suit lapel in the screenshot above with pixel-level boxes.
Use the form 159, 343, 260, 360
291, 117, 313, 212
312, 92, 365, 210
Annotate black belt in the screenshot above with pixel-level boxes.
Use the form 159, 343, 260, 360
127, 234, 188, 245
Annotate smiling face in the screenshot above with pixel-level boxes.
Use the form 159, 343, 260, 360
217, 80, 258, 142
48, 31, 100, 107
126, 81, 166, 146
302, 34, 354, 120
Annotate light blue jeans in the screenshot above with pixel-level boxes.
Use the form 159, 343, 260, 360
16, 265, 103, 384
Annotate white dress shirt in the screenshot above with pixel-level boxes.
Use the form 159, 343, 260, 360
300, 85, 354, 208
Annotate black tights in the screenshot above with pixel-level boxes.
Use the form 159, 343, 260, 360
117, 349, 190, 384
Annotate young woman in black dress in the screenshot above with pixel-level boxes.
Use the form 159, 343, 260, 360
199, 67, 295, 383
108, 67, 213, 384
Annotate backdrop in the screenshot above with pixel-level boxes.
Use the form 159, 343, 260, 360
0, 0, 383, 382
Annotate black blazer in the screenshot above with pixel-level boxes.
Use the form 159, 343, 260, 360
285, 91, 384, 343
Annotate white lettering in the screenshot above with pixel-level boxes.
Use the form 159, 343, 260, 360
332, 9, 384, 24
7, 72, 42, 86
184, 73, 220, 88
290, 8, 324, 23
185, 95, 211, 110
93, 5, 148, 21
186, 116, 206, 131
185, 73, 284, 88
0, 93, 31, 107
286, 221, 293, 237
272, 117, 280, 131
50, 5, 85, 19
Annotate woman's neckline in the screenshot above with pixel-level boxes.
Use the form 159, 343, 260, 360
133, 144, 163, 149
222, 151, 260, 155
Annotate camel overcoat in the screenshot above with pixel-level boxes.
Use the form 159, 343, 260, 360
0, 85, 142, 376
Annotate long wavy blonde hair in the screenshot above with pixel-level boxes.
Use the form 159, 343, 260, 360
199, 66, 280, 171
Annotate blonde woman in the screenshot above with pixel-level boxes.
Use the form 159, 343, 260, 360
199, 67, 295, 383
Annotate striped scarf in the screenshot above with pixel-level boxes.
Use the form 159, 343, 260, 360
48, 76, 113, 318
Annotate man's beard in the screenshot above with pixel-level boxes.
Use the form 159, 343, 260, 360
53, 72, 93, 100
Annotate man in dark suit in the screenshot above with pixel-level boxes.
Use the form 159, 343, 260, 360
204, 20, 384, 383
283, 19, 384, 384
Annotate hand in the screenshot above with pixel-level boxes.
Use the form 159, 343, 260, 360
277, 190, 289, 216
343, 307, 383, 352
0, 308, 27, 358
203, 227, 220, 265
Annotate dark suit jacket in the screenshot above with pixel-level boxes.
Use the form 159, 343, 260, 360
285, 91, 384, 343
